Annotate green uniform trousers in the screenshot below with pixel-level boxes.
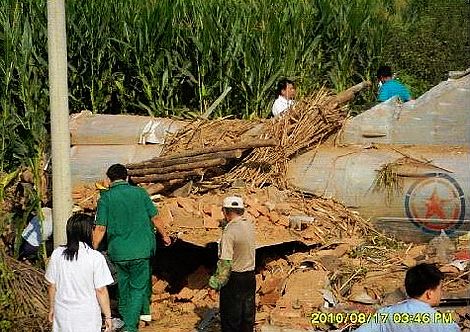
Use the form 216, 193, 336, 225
141, 262, 152, 316
114, 258, 150, 332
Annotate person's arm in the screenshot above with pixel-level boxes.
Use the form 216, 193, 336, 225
47, 283, 56, 323
94, 194, 109, 249
209, 228, 234, 291
152, 214, 171, 246
95, 286, 112, 331
93, 225, 107, 249
208, 259, 232, 291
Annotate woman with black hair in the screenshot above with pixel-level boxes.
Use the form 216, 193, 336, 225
45, 214, 114, 332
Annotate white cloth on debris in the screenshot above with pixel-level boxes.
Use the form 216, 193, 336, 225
22, 207, 53, 247
139, 118, 181, 144
45, 242, 114, 332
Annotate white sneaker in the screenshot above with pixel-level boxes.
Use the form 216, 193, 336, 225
140, 314, 152, 322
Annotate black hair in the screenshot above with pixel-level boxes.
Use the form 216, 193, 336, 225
405, 263, 443, 298
222, 207, 245, 215
276, 78, 295, 96
377, 65, 392, 79
62, 213, 94, 261
106, 163, 128, 182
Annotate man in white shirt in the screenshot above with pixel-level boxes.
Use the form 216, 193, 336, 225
272, 78, 296, 117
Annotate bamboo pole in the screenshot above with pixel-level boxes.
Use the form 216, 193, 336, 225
334, 81, 371, 105
128, 149, 243, 170
140, 179, 185, 195
47, 0, 72, 247
128, 139, 277, 166
131, 170, 204, 183
128, 158, 227, 176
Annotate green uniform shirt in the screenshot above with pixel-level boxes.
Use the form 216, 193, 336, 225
96, 181, 157, 261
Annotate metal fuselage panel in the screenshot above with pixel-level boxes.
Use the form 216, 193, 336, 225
287, 145, 470, 242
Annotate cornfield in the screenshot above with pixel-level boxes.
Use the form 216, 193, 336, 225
0, 0, 424, 173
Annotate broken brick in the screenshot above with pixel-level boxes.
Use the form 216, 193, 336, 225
176, 197, 196, 214
260, 276, 283, 295
203, 214, 219, 229
158, 203, 174, 226
269, 211, 280, 224
277, 216, 290, 227
260, 292, 281, 306
175, 287, 194, 301
210, 204, 224, 221
152, 279, 169, 295
247, 206, 260, 218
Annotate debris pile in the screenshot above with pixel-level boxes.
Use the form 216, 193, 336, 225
140, 206, 469, 331
157, 186, 370, 248
68, 149, 470, 332
71, 83, 372, 207
0, 247, 49, 332
6, 79, 470, 331
97, 186, 467, 332
133, 82, 371, 189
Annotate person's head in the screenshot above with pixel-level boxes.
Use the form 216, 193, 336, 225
277, 78, 296, 100
377, 65, 393, 83
62, 213, 94, 261
106, 163, 128, 182
405, 263, 443, 306
222, 196, 245, 221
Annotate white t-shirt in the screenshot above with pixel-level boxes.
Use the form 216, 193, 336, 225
45, 242, 114, 332
272, 95, 295, 117
22, 207, 53, 246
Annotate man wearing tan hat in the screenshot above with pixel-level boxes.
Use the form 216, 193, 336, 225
208, 196, 256, 332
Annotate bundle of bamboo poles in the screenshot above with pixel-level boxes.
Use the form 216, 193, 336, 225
160, 119, 266, 155
127, 82, 369, 190
127, 139, 277, 192
225, 82, 371, 187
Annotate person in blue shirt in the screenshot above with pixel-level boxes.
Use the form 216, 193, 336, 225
354, 263, 460, 332
377, 66, 411, 102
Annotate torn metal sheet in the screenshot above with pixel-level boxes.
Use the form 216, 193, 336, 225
70, 111, 187, 145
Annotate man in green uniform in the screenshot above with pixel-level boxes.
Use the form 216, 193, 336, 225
93, 164, 170, 332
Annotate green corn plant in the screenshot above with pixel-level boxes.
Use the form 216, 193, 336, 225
0, 0, 48, 172
3, 0, 458, 139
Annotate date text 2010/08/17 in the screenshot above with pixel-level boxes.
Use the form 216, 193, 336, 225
310, 311, 454, 326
